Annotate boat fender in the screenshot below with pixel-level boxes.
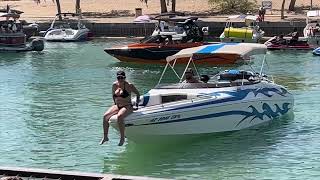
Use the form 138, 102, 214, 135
31, 38, 45, 51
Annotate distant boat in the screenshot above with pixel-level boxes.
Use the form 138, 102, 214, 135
0, 6, 39, 39
0, 12, 44, 52
220, 15, 265, 43
44, 13, 91, 42
264, 36, 313, 50
105, 13, 206, 63
304, 10, 320, 46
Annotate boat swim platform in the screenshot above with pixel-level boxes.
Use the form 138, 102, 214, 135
0, 166, 169, 180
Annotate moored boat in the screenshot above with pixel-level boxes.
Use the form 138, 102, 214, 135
104, 14, 206, 64
264, 36, 312, 50
0, 12, 44, 52
303, 10, 320, 46
108, 43, 294, 143
44, 13, 91, 42
220, 15, 265, 43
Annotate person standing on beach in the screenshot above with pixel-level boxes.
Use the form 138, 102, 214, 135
258, 6, 266, 22
100, 70, 140, 146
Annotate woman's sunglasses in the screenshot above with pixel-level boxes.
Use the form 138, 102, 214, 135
117, 76, 125, 80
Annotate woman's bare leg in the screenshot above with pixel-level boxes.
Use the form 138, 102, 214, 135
100, 105, 119, 145
117, 106, 133, 146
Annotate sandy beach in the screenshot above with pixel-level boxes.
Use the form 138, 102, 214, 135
1, 0, 319, 22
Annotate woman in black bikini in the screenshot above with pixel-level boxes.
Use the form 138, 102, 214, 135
100, 70, 140, 146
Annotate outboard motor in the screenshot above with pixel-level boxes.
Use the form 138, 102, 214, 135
31, 38, 45, 51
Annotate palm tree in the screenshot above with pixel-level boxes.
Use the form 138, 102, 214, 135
171, 0, 176, 12
75, 0, 81, 14
160, 0, 168, 13
34, 0, 62, 20
140, 0, 170, 13
288, 0, 296, 11
281, 0, 285, 19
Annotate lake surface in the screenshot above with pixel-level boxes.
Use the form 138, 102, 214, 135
1, 40, 320, 179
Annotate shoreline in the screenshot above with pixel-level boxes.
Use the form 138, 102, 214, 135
33, 20, 307, 38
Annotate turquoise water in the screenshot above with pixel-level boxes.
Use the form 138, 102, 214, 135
0, 40, 320, 179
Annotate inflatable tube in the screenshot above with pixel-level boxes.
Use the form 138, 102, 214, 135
313, 47, 320, 55
224, 28, 253, 39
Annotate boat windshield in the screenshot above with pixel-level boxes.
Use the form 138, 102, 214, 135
51, 13, 85, 30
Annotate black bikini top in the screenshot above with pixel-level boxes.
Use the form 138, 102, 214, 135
113, 83, 130, 98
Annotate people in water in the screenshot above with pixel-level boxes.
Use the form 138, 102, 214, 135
100, 70, 140, 146
184, 68, 199, 83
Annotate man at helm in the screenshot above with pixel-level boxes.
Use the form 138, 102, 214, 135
184, 68, 199, 83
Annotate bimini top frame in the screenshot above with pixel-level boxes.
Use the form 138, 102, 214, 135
157, 43, 269, 85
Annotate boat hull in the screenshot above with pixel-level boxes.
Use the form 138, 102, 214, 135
104, 42, 203, 64
44, 29, 90, 42
0, 38, 44, 52
110, 84, 294, 142
0, 33, 26, 46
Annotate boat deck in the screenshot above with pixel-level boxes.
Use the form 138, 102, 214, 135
0, 167, 167, 180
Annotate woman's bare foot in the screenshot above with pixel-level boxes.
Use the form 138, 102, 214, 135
118, 138, 125, 146
99, 137, 109, 145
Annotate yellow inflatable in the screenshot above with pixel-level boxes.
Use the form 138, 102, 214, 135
224, 28, 253, 39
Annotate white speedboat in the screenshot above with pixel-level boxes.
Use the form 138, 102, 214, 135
44, 13, 90, 42
109, 43, 294, 143
220, 15, 264, 43
303, 10, 320, 45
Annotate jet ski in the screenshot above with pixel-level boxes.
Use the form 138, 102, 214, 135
265, 36, 313, 50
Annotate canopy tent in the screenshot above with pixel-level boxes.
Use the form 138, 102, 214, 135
166, 43, 267, 62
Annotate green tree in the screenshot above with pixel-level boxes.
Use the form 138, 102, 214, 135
208, 0, 257, 14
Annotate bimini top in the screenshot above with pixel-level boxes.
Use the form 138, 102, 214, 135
307, 10, 320, 17
0, 12, 20, 19
166, 43, 267, 62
